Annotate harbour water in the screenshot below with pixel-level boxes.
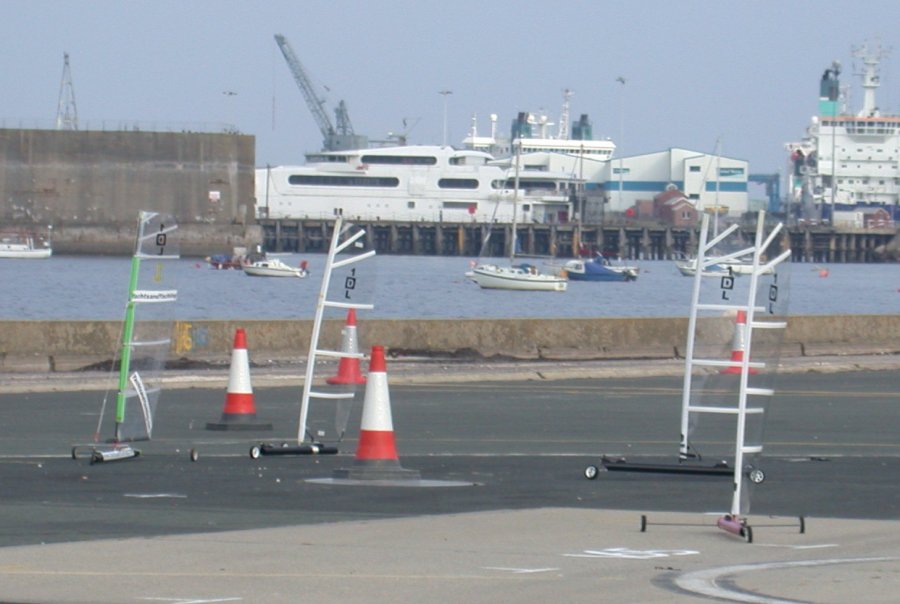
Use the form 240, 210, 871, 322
1, 254, 897, 321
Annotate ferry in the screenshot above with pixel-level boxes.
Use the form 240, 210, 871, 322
256, 144, 585, 225
786, 41, 899, 227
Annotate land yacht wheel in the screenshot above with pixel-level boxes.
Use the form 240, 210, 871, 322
748, 468, 765, 484
584, 465, 599, 480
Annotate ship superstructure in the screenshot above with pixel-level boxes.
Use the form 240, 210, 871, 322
461, 90, 616, 171
256, 144, 583, 224
786, 42, 899, 226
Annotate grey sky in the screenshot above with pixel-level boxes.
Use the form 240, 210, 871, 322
2, 0, 897, 176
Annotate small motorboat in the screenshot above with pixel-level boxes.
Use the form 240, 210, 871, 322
205, 254, 244, 269
674, 256, 726, 277
719, 260, 774, 275
243, 258, 309, 278
675, 255, 771, 277
0, 231, 52, 259
563, 256, 638, 282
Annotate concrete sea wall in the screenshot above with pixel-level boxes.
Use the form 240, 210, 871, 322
0, 128, 259, 255
0, 315, 896, 373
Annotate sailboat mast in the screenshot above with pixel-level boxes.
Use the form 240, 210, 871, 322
510, 140, 521, 262
713, 137, 721, 236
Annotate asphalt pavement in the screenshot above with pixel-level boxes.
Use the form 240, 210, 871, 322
0, 357, 898, 602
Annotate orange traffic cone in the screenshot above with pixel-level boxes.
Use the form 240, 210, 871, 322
206, 328, 273, 431
721, 311, 758, 375
332, 345, 420, 480
326, 309, 366, 385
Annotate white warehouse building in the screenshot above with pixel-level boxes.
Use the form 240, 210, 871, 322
594, 147, 750, 216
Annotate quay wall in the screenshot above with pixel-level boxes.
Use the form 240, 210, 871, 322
0, 315, 896, 373
0, 128, 258, 255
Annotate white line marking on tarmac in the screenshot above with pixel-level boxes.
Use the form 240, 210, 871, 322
566, 548, 699, 560
141, 598, 241, 603
123, 493, 188, 499
483, 567, 559, 574
754, 543, 837, 550
675, 556, 899, 603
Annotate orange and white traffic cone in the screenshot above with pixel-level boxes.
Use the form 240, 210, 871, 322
326, 309, 366, 385
721, 311, 758, 375
206, 328, 273, 431
332, 345, 420, 480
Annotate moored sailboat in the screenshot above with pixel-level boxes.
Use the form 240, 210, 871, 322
468, 142, 567, 292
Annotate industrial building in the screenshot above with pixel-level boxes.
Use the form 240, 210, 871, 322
597, 147, 750, 216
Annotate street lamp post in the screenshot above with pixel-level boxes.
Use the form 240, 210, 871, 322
616, 76, 626, 212
223, 90, 238, 134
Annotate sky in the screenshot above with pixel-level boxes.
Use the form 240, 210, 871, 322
2, 0, 898, 176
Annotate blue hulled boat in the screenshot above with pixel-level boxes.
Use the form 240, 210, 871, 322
563, 256, 638, 282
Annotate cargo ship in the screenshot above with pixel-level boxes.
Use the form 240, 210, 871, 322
786, 41, 899, 228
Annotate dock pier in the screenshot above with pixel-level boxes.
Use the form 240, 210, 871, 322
258, 218, 897, 263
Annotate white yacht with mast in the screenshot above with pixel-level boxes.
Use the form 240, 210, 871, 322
467, 141, 568, 291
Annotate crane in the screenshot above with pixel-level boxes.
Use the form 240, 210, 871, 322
56, 52, 78, 130
274, 33, 366, 151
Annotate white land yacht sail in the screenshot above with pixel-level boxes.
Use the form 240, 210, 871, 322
249, 217, 376, 458
585, 211, 801, 542
73, 211, 179, 463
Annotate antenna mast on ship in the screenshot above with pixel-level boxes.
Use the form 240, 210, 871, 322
56, 52, 78, 130
557, 89, 573, 140
853, 41, 889, 117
